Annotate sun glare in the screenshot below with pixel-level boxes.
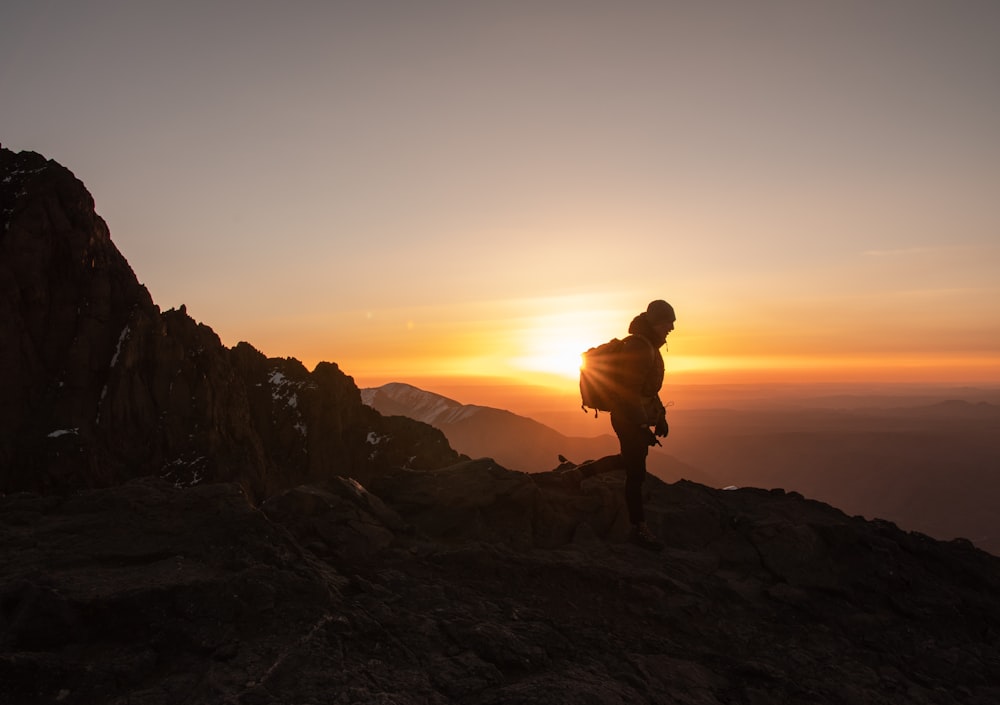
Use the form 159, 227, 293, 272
508, 302, 629, 382
513, 341, 587, 380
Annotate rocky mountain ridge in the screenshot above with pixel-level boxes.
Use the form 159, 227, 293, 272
2, 147, 1000, 704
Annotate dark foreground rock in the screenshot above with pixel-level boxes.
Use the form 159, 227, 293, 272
3, 463, 999, 705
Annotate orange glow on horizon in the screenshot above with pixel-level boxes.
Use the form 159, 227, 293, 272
275, 336, 1000, 387
347, 353, 1000, 393
214, 294, 999, 395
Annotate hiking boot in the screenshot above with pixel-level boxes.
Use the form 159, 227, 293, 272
629, 522, 664, 551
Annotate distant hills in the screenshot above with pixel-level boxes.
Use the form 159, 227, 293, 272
360, 382, 614, 471
361, 382, 713, 484
669, 399, 1000, 556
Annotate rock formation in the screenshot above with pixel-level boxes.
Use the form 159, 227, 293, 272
2, 147, 999, 704
0, 148, 460, 499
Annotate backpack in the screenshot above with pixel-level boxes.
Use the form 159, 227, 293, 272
579, 337, 630, 416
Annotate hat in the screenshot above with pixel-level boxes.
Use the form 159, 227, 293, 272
646, 299, 675, 324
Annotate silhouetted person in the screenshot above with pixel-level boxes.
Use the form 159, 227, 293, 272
612, 299, 675, 550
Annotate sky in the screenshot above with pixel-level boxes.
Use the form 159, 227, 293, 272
3, 0, 999, 405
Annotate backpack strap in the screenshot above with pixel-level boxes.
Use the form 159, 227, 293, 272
624, 333, 657, 365
621, 334, 663, 421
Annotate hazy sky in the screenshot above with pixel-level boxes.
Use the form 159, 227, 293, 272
3, 0, 999, 389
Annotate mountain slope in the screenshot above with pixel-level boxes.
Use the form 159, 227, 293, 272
362, 382, 713, 484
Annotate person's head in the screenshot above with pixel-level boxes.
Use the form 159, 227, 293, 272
646, 299, 676, 338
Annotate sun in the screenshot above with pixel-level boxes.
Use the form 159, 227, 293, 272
500, 296, 632, 385
512, 339, 588, 380
510, 318, 612, 382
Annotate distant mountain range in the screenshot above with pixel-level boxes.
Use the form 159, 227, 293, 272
361, 382, 713, 485
668, 399, 1000, 556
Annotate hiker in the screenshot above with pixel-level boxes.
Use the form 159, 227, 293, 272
611, 299, 675, 550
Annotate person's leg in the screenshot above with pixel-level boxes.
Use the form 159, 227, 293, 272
623, 450, 646, 525
612, 415, 663, 550
611, 416, 649, 525
576, 453, 623, 478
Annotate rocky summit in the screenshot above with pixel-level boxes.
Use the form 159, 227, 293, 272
1, 147, 999, 704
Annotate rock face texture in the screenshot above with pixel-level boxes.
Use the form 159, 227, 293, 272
0, 148, 460, 499
2, 147, 1000, 704
3, 470, 999, 705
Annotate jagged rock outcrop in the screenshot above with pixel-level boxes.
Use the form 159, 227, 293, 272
1, 148, 155, 490
0, 148, 461, 498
